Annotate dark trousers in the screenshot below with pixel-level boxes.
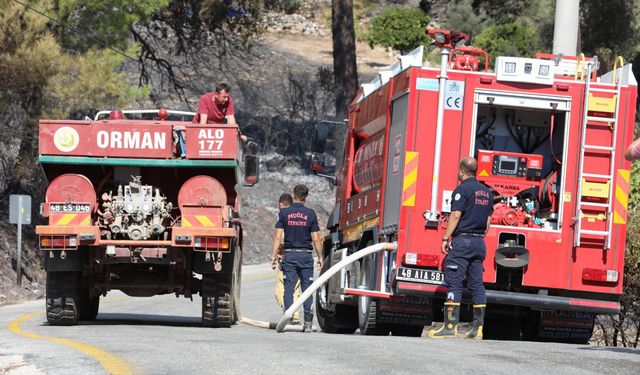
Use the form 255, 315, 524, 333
444, 236, 486, 304
281, 252, 314, 318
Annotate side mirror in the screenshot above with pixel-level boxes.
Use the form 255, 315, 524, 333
243, 155, 259, 186
244, 140, 258, 157
311, 124, 329, 154
310, 153, 326, 173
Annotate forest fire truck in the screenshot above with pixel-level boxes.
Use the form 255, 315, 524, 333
37, 109, 259, 327
311, 29, 637, 342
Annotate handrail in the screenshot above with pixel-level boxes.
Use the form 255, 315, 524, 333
574, 53, 585, 81
612, 56, 625, 85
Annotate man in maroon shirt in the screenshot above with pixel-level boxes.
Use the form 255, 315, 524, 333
194, 83, 237, 126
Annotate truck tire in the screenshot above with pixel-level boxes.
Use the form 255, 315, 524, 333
201, 274, 233, 327
358, 297, 390, 335
357, 253, 390, 335
46, 272, 80, 326
316, 257, 358, 334
390, 324, 424, 337
78, 290, 100, 321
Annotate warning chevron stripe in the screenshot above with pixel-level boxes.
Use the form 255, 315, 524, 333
182, 215, 219, 228
51, 213, 92, 226
402, 152, 419, 207
613, 169, 630, 224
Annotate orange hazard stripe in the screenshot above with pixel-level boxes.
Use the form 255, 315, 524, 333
182, 215, 216, 228
51, 214, 91, 226
195, 215, 215, 227
613, 169, 630, 224
402, 152, 419, 207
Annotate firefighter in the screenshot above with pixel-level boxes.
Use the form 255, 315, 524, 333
273, 193, 301, 324
270, 184, 324, 332
428, 157, 493, 339
625, 138, 640, 161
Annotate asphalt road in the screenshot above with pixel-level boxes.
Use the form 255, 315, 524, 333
1, 263, 639, 375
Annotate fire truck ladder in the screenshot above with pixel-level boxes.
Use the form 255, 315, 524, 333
574, 57, 623, 249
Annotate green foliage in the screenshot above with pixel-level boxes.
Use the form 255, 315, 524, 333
366, 7, 430, 53
45, 48, 150, 119
0, 0, 62, 108
473, 22, 542, 68
580, 0, 640, 71
472, 0, 536, 24
51, 0, 169, 51
443, 0, 488, 38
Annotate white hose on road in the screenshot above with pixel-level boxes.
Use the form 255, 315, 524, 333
276, 242, 397, 333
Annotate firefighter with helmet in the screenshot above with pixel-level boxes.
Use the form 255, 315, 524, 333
428, 157, 493, 339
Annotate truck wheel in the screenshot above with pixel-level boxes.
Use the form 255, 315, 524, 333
78, 290, 100, 321
316, 257, 358, 334
358, 297, 390, 335
390, 324, 424, 337
201, 274, 233, 328
357, 253, 390, 335
46, 272, 80, 326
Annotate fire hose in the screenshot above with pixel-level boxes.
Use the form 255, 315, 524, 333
238, 242, 397, 333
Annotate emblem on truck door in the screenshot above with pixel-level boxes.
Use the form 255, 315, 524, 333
53, 126, 80, 152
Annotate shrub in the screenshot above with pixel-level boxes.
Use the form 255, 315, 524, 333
473, 21, 542, 69
366, 7, 430, 53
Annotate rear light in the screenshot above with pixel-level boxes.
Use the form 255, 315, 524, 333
194, 237, 230, 250
403, 252, 439, 267
40, 235, 77, 249
582, 268, 618, 283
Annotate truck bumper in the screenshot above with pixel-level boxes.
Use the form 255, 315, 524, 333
395, 282, 621, 314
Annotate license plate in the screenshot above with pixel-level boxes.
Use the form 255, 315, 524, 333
396, 267, 445, 285
49, 203, 91, 213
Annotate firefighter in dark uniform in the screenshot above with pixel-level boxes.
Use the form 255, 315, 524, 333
270, 184, 324, 332
428, 157, 493, 339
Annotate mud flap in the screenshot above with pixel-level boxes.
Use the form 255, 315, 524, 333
537, 310, 595, 343
44, 250, 82, 272
377, 296, 433, 326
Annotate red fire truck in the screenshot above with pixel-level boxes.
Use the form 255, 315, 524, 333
37, 109, 259, 327
311, 30, 637, 342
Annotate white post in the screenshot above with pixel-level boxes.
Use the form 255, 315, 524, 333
552, 0, 580, 56
17, 195, 23, 286
425, 48, 450, 224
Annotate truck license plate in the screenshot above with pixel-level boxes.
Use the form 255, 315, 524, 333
49, 203, 91, 213
396, 267, 445, 285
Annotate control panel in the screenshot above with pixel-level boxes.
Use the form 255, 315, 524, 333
477, 150, 543, 181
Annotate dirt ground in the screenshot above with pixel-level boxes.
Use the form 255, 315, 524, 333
263, 33, 399, 78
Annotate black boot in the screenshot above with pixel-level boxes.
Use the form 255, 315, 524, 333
428, 302, 460, 339
465, 304, 485, 340
303, 314, 313, 333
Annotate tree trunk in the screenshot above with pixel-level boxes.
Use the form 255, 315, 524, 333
332, 0, 358, 121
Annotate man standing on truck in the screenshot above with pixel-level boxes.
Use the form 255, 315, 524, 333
194, 83, 248, 142
271, 184, 324, 332
428, 157, 493, 339
194, 83, 237, 126
274, 193, 301, 324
